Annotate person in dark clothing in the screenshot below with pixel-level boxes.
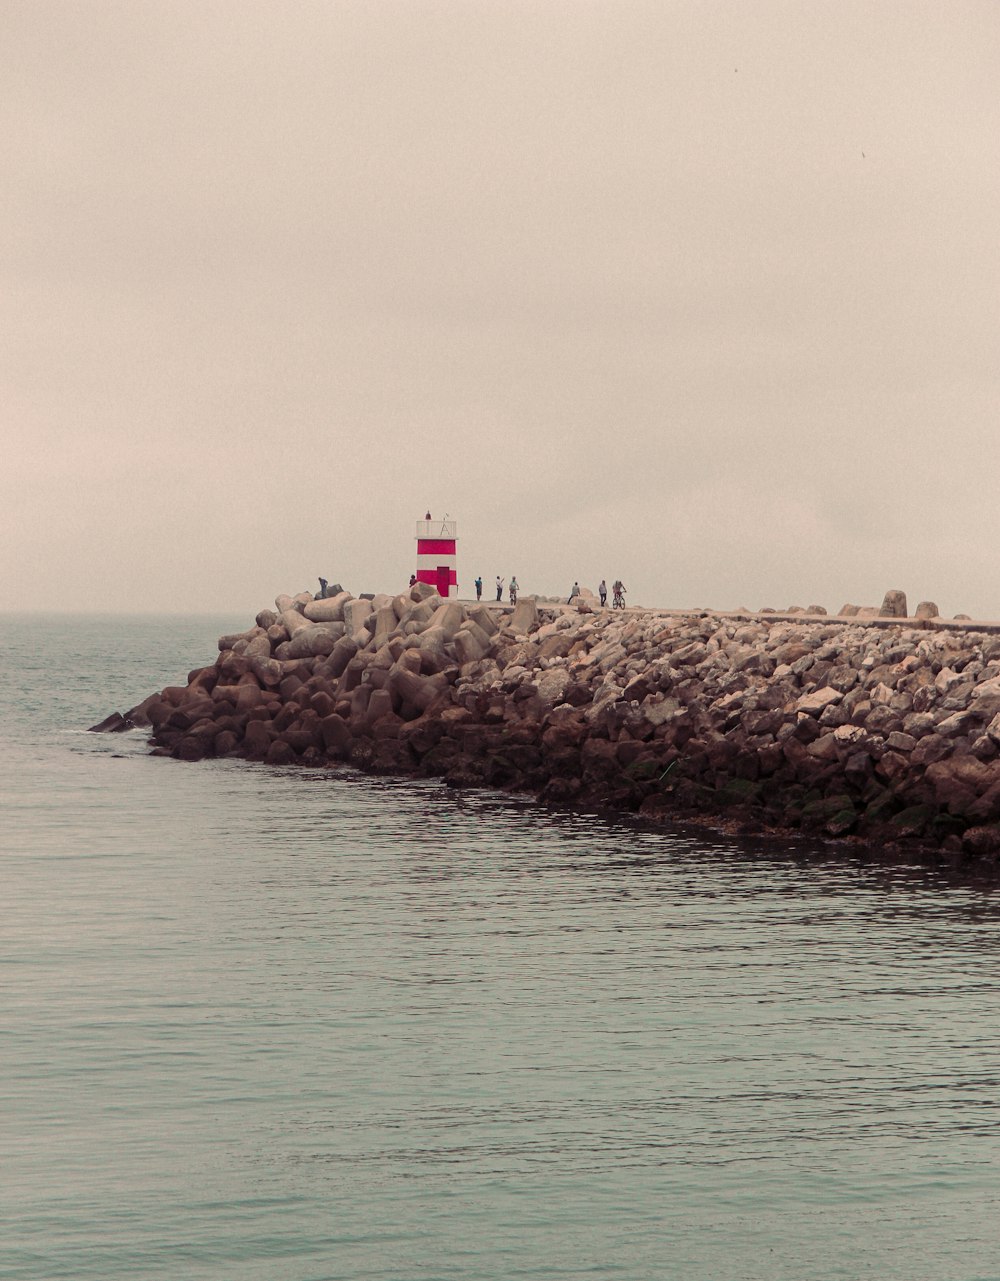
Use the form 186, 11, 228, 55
475, 576, 483, 601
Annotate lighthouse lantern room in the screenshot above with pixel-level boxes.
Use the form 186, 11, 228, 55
415, 516, 458, 598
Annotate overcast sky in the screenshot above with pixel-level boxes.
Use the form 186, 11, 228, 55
4, 1, 998, 619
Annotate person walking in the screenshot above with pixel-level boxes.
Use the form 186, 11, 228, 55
496, 576, 504, 602
509, 576, 518, 605
568, 581, 580, 603
475, 576, 483, 601
599, 579, 607, 607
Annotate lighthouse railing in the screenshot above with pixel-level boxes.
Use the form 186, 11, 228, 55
416, 520, 457, 539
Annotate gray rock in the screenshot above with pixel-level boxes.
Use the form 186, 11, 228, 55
469, 605, 500, 637
304, 591, 352, 623
285, 623, 345, 659
429, 601, 467, 641
795, 687, 842, 716
510, 598, 540, 634
879, 590, 908, 618
452, 621, 494, 666
280, 608, 313, 636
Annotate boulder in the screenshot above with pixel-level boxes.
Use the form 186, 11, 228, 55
344, 598, 374, 636
366, 688, 395, 728
372, 605, 399, 649
244, 634, 272, 661
468, 605, 499, 637
303, 591, 352, 623
509, 598, 539, 634
963, 825, 1000, 858
794, 687, 842, 716
249, 655, 283, 688
243, 719, 274, 757
285, 623, 345, 659
915, 601, 939, 620
217, 626, 265, 652
429, 600, 467, 640
452, 621, 494, 666
536, 668, 572, 709
280, 608, 312, 636
416, 627, 453, 674
388, 666, 447, 713
970, 677, 1000, 720
879, 589, 908, 618
325, 636, 359, 679
88, 711, 131, 733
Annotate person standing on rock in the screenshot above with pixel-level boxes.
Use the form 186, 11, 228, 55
509, 577, 518, 605
599, 579, 607, 607
496, 576, 504, 602
409, 574, 417, 588
569, 581, 580, 603
318, 577, 329, 599
475, 576, 483, 601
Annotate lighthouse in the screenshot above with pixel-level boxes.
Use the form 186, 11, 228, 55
415, 514, 458, 598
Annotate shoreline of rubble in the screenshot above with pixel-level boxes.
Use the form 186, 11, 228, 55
92, 585, 1000, 872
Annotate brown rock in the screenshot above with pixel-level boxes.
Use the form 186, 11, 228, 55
265, 739, 297, 766
963, 825, 1000, 858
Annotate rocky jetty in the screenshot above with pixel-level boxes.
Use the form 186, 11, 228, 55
95, 585, 1000, 867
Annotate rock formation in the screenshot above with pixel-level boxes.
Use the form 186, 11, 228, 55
93, 587, 1000, 868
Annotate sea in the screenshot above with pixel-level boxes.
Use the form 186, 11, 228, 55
3, 613, 1000, 1281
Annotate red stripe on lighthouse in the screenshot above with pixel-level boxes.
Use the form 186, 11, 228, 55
416, 539, 457, 556
416, 569, 458, 586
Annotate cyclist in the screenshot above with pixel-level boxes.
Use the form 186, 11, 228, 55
612, 579, 627, 609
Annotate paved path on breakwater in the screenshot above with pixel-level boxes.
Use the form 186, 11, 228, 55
463, 599, 1000, 636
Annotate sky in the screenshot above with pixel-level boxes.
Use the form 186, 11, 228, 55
4, 1, 998, 619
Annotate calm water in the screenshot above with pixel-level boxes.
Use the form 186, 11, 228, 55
3, 615, 1000, 1281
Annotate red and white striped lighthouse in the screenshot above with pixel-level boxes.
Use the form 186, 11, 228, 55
415, 514, 458, 598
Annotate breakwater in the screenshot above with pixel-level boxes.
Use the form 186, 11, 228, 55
94, 585, 1000, 867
